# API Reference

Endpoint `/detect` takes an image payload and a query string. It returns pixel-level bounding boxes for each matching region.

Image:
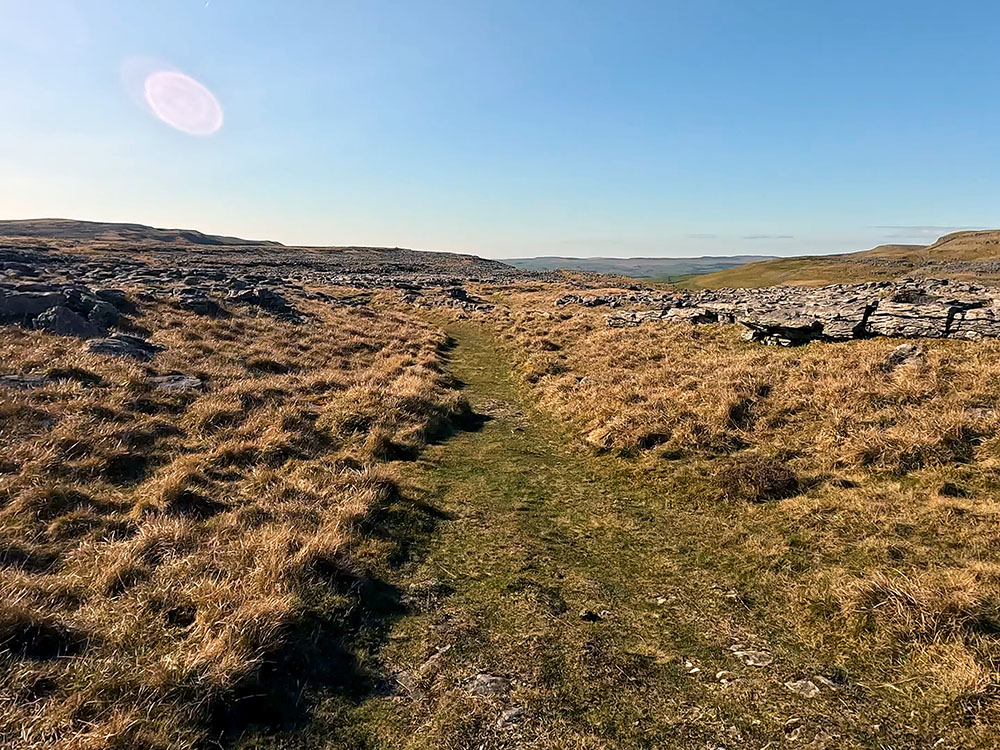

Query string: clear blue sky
[2,1,999,258]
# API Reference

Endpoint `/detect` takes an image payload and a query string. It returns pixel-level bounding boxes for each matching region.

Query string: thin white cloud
[872,224,986,239]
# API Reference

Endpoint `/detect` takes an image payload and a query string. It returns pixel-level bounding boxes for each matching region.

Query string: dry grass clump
[714,455,800,502]
[0,292,467,749]
[845,569,1000,644]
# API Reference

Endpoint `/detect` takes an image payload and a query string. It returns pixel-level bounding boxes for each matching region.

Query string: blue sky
[2,1,999,258]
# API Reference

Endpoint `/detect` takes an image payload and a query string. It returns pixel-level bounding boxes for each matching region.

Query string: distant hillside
[686,230,1000,289]
[0,218,283,247]
[0,217,529,282]
[507,255,776,280]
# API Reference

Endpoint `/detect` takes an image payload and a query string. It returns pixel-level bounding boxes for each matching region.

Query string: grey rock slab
[732,649,773,667]
[785,679,821,698]
[469,673,511,698]
[0,374,49,389]
[0,289,66,322]
[866,301,956,338]
[149,374,205,392]
[88,334,164,361]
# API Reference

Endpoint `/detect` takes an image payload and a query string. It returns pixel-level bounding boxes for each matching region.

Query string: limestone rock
[149,374,204,392]
[598,278,1000,345]
[469,673,510,697]
[33,306,100,338]
[784,679,821,698]
[88,334,164,361]
[732,649,773,667]
[0,289,66,323]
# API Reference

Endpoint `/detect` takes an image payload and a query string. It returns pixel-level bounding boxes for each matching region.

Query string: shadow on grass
[211,412,487,747]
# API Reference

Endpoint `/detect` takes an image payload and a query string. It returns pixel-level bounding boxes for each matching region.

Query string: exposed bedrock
[588,279,1000,345]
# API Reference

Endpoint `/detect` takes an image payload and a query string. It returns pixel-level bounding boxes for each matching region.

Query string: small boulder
[33,306,100,338]
[88,334,164,361]
[0,289,66,323]
[2,262,38,277]
[732,649,773,667]
[87,301,121,329]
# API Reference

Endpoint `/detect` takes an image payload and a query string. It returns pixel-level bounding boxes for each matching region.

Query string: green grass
[231,320,997,749]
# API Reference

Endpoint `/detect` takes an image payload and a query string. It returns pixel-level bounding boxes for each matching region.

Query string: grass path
[248,321,960,749]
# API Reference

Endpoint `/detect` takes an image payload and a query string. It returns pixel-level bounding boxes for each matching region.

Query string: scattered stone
[88,334,164,361]
[2,262,37,277]
[149,374,204,392]
[497,706,526,727]
[715,670,738,683]
[469,673,510,698]
[228,286,297,318]
[684,660,700,675]
[812,675,838,691]
[0,374,48,389]
[883,343,923,370]
[784,679,821,698]
[732,649,773,667]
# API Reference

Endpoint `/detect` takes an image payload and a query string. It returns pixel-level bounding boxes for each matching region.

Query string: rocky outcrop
[597,279,1000,345]
[0,282,129,339]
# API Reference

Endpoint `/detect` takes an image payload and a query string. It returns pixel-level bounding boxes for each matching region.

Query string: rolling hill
[0,218,284,247]
[686,230,1000,288]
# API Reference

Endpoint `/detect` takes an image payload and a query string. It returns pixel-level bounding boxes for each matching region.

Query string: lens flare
[143,71,223,136]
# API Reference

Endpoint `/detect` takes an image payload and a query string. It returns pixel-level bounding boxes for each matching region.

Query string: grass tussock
[845,569,1000,643]
[714,455,800,502]
[0,293,468,749]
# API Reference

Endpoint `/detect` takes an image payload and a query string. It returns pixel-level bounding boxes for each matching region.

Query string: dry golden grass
[490,287,1000,475]
[0,293,468,749]
[472,284,1000,729]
